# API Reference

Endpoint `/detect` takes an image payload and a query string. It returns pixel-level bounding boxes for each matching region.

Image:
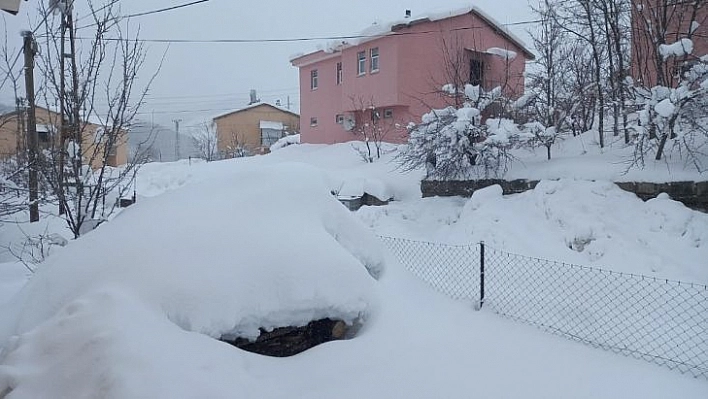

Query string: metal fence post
[478,241,485,310]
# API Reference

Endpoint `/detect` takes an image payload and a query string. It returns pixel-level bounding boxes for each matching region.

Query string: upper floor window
[383,108,393,119]
[357,51,366,75]
[310,69,318,90]
[370,47,379,72]
[469,59,484,87]
[336,62,343,85]
[310,117,318,127]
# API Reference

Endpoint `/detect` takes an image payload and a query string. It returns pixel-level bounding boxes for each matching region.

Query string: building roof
[212,102,300,121]
[290,6,535,66]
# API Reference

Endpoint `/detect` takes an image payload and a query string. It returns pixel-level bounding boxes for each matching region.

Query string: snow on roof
[212,102,299,121]
[485,47,518,60]
[259,120,284,130]
[292,6,534,63]
[36,124,55,133]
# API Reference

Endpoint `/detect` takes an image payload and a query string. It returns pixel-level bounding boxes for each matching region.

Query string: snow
[269,133,300,151]
[654,98,676,117]
[310,5,532,56]
[659,38,694,59]
[691,21,700,34]
[259,120,284,130]
[486,47,517,60]
[0,162,383,343]
[0,137,707,397]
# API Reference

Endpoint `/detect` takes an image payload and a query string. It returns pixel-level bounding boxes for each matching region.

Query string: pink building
[290,7,535,145]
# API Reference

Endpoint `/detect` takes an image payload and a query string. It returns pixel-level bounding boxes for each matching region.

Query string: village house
[631,0,707,88]
[290,7,535,145]
[0,105,128,169]
[212,102,300,157]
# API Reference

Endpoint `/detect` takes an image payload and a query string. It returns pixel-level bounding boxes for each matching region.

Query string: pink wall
[341,35,401,109]
[292,10,532,145]
[298,54,345,144]
[398,13,529,122]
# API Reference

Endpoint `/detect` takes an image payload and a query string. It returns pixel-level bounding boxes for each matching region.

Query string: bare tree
[348,95,401,163]
[191,121,218,162]
[221,129,250,159]
[33,0,161,238]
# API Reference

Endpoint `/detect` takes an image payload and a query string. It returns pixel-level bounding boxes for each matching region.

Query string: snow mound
[270,133,300,151]
[0,163,383,345]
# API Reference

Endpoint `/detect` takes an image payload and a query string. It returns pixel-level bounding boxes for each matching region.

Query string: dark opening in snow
[219,318,351,357]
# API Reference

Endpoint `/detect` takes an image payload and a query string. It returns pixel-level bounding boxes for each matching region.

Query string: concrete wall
[422,179,708,212]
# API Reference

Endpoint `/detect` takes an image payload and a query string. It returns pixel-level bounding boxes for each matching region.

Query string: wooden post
[22,30,39,222]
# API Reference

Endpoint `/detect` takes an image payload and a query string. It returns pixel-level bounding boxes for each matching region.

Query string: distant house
[290,6,535,145]
[631,0,707,87]
[212,102,300,157]
[0,106,128,168]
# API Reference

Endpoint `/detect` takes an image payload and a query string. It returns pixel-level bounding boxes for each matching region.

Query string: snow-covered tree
[633,56,708,168]
[399,84,530,179]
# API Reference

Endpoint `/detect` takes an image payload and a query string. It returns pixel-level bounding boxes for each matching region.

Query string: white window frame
[336,62,343,85]
[310,69,318,90]
[357,51,366,75]
[370,47,379,72]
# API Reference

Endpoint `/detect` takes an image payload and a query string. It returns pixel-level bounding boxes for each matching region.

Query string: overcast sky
[1,0,536,129]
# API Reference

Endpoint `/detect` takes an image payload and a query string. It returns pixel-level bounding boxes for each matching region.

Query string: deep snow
[0,135,706,398]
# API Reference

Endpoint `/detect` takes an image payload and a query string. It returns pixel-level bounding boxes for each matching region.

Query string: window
[469,59,484,86]
[383,108,393,119]
[310,69,318,90]
[370,47,379,72]
[336,62,343,85]
[336,114,344,124]
[261,129,283,147]
[37,131,51,143]
[357,51,366,75]
[310,117,318,127]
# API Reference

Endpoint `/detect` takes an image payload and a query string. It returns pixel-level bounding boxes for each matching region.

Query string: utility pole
[173,119,181,160]
[14,97,25,157]
[57,1,70,215]
[22,30,39,222]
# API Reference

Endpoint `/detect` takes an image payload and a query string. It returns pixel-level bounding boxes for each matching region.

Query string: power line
[59,19,547,45]
[0,9,54,93]
[143,87,300,100]
[2,0,211,93]
[75,0,211,30]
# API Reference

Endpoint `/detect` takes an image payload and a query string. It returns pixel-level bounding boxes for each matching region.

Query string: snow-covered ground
[0,136,706,398]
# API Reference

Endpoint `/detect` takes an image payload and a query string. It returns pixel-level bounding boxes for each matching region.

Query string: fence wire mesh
[379,236,708,379]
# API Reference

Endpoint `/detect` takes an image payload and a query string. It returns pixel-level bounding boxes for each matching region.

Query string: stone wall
[421,179,708,212]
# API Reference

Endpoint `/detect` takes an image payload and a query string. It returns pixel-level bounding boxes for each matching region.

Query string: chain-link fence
[379,236,708,379]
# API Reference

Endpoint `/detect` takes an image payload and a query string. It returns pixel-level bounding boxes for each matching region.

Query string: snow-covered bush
[632,57,708,169]
[399,85,529,180]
